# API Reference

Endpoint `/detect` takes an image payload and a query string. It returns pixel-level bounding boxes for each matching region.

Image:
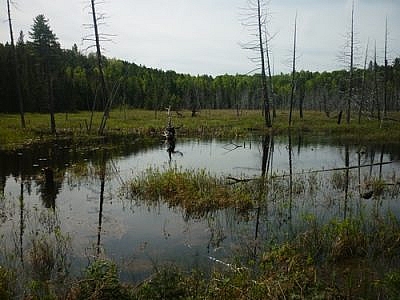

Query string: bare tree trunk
[374,43,381,122]
[89,0,109,135]
[383,17,388,117]
[257,0,271,128]
[347,1,355,124]
[7,0,25,129]
[289,13,297,126]
[359,41,369,124]
[264,27,276,119]
[47,72,56,134]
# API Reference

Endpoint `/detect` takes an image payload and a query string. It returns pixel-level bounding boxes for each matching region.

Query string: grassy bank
[1,109,399,149]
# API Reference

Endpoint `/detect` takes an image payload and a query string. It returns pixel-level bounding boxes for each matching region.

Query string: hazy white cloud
[1,0,398,76]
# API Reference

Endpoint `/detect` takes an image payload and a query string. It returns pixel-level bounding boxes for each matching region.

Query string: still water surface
[0,135,399,281]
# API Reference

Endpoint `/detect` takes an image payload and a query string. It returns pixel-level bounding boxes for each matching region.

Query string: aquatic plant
[68,259,132,300]
[127,166,254,218]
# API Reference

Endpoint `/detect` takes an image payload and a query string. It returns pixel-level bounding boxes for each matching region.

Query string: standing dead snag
[7,0,25,129]
[347,1,355,124]
[289,13,297,126]
[240,0,272,128]
[83,0,112,135]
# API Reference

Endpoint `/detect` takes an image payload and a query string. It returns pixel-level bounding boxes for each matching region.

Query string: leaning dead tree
[83,0,113,135]
[240,0,272,128]
[7,0,25,128]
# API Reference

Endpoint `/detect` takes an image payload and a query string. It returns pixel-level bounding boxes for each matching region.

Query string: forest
[1,14,399,119]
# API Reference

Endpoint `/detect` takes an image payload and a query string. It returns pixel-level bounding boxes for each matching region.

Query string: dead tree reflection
[344,144,350,219]
[18,152,25,264]
[254,133,274,257]
[96,150,107,257]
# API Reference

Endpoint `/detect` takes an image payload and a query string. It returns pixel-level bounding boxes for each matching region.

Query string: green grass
[127,166,254,218]
[1,109,400,149]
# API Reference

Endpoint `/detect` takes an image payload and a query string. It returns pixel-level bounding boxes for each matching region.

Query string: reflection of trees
[38,167,62,209]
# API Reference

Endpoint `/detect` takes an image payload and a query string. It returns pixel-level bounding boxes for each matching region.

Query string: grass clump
[127,167,254,218]
[68,259,132,300]
[0,266,15,300]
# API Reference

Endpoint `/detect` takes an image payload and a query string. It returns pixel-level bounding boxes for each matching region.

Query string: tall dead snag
[7,0,25,128]
[240,0,272,128]
[288,13,297,126]
[359,40,369,124]
[373,42,381,122]
[257,0,272,128]
[84,0,111,135]
[347,1,355,124]
[264,26,276,119]
[383,17,388,118]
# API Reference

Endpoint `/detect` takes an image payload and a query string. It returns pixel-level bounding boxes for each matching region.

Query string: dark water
[0,135,399,282]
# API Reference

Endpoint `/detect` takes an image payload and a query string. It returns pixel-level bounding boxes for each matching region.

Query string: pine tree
[29,14,60,133]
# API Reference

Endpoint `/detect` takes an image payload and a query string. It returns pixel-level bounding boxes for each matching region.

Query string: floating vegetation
[126,166,254,218]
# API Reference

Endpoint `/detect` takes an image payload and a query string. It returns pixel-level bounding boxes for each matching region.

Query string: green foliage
[2,26,400,117]
[383,271,400,298]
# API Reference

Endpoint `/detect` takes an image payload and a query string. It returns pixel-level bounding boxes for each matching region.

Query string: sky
[1,0,399,76]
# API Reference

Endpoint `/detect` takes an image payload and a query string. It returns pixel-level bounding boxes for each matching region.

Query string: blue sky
[1,0,399,76]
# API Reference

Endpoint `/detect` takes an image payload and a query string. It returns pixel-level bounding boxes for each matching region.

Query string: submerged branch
[228,161,396,183]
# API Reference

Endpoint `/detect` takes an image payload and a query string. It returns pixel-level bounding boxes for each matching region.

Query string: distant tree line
[1,18,399,118]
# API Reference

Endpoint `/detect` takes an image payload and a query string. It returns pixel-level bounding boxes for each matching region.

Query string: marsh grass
[127,166,254,218]
[1,109,400,149]
[0,266,15,300]
[129,215,400,299]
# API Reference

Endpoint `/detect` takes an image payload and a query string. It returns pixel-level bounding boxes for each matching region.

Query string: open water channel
[0,134,399,282]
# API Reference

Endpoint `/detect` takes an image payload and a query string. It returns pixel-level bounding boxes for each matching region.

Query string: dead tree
[7,0,25,128]
[240,0,272,128]
[347,1,355,124]
[264,25,276,119]
[373,42,381,122]
[83,0,112,135]
[383,17,388,118]
[289,13,297,126]
[359,40,369,124]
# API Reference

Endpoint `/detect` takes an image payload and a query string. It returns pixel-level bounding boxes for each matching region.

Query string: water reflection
[97,149,107,257]
[0,135,399,282]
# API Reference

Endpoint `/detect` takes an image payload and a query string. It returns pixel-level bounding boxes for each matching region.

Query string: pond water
[0,134,399,282]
